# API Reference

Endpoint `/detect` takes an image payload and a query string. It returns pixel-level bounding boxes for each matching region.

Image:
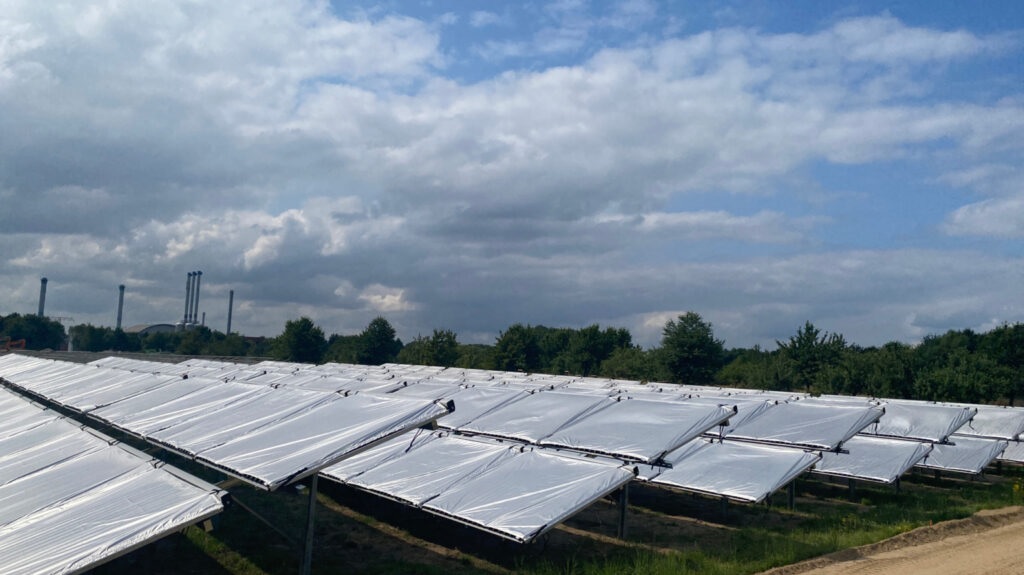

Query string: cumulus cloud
[0,3,1021,349]
[359,284,417,313]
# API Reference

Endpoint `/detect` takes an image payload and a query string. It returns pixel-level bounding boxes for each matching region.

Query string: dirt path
[761,506,1024,575]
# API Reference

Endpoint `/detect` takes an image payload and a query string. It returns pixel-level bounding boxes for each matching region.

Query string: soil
[759,506,1024,575]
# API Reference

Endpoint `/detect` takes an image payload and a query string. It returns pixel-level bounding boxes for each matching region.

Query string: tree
[981,323,1024,405]
[69,324,114,352]
[272,317,326,364]
[658,312,725,385]
[1,313,66,350]
[776,321,847,393]
[396,329,460,367]
[325,334,362,364]
[176,326,211,355]
[455,344,494,369]
[110,328,141,352]
[493,323,541,372]
[396,335,431,365]
[357,317,402,365]
[862,342,915,399]
[427,329,459,367]
[716,346,783,390]
[561,325,632,376]
[598,346,657,381]
[204,332,248,356]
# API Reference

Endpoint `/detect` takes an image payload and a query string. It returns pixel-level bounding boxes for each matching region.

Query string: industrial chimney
[182,272,193,327]
[192,271,202,325]
[226,289,234,334]
[116,284,125,330]
[37,277,48,316]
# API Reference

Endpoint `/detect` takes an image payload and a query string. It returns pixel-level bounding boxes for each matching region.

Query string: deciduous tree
[272,317,326,364]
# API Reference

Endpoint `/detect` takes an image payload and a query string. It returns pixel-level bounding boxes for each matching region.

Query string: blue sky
[1,1,1022,349]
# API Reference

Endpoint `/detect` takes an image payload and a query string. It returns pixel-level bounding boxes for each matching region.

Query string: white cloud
[469,11,500,28]
[637,210,824,242]
[830,15,1011,64]
[0,5,1021,350]
[943,197,1024,238]
[359,284,417,313]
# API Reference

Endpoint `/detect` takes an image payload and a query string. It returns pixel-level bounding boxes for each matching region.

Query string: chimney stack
[37,277,48,316]
[116,284,125,330]
[183,272,194,325]
[192,271,202,325]
[226,289,234,334]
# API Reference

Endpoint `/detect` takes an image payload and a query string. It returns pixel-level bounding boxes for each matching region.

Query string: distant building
[124,324,177,336]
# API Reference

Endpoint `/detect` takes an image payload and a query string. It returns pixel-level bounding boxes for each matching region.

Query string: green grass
[516,468,1024,575]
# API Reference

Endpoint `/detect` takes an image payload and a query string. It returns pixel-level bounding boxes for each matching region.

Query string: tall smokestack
[183,272,193,324]
[116,284,125,330]
[37,277,48,316]
[192,271,202,324]
[226,289,234,334]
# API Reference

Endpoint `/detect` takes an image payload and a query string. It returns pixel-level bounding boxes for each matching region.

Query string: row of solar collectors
[77,357,1024,474]
[0,356,651,545]
[0,385,225,575]
[67,356,1024,482]
[82,355,886,457]
[0,354,452,490]
[0,355,850,544]
[88,355,797,397]
[247,358,1024,475]
[5,354,1024,545]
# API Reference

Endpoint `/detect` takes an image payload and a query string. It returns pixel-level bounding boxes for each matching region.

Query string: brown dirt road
[760,506,1024,575]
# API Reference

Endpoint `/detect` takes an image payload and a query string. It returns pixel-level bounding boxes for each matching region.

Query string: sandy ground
[761,506,1024,575]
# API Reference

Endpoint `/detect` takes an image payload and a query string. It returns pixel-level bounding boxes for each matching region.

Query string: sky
[1,1,1022,350]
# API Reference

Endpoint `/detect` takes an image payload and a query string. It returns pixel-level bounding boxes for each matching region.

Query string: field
[91,460,1024,575]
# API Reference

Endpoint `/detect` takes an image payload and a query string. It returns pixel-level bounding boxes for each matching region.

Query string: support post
[787,481,796,511]
[848,478,856,500]
[895,477,901,493]
[616,484,629,539]
[300,475,318,575]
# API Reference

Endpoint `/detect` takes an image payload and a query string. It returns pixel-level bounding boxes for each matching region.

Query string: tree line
[4,311,1022,405]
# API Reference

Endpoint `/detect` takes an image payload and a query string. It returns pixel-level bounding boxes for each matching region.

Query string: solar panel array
[647,439,821,503]
[0,384,225,575]
[0,354,452,490]
[3,352,1024,552]
[804,397,1022,482]
[814,435,933,484]
[324,433,635,542]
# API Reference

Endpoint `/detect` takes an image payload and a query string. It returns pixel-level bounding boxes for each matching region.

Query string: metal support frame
[787,480,795,510]
[300,475,318,575]
[233,495,300,548]
[616,483,629,539]
[848,477,856,500]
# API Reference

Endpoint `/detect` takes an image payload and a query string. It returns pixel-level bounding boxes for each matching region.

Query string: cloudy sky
[2,1,1022,349]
